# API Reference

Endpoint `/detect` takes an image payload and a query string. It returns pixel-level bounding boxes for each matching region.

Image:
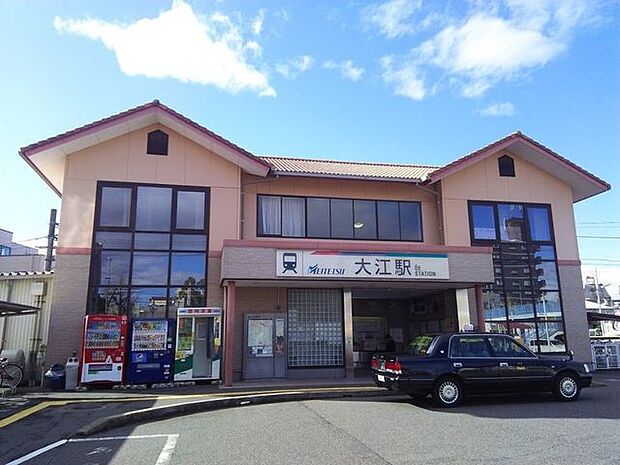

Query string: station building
[20,101,610,385]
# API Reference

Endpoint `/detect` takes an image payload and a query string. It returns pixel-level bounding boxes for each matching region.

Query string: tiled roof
[260,156,439,182]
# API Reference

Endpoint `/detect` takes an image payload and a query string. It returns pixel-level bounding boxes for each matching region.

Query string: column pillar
[224,281,236,386]
[343,288,354,378]
[474,284,485,331]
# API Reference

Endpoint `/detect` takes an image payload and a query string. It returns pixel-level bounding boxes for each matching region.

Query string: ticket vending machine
[174,307,222,381]
[81,314,128,384]
[127,319,175,385]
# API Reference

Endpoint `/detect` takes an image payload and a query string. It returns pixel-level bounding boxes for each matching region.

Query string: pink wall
[440,150,580,260]
[59,124,241,252]
[242,174,441,245]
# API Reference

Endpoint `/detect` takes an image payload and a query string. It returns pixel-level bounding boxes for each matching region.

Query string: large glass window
[282,197,305,237]
[330,199,353,239]
[99,187,132,228]
[88,182,209,318]
[257,195,281,236]
[306,198,330,238]
[470,204,496,240]
[470,201,566,354]
[176,191,205,230]
[258,195,422,242]
[288,289,343,367]
[354,200,377,240]
[136,186,172,231]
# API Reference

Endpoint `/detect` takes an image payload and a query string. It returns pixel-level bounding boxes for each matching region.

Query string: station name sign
[276,250,449,280]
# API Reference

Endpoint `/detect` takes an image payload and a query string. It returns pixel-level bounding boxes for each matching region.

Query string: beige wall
[242,174,441,245]
[440,150,580,260]
[59,123,241,252]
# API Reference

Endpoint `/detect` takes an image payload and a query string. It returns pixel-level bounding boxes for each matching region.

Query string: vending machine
[174,307,222,381]
[127,319,175,384]
[81,314,128,384]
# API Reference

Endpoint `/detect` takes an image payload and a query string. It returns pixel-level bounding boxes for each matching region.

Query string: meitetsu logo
[308,264,345,275]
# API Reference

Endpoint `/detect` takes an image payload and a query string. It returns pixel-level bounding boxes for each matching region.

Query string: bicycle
[0,357,23,389]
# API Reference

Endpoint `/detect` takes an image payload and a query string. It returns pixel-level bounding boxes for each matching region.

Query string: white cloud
[323,60,365,82]
[251,9,265,35]
[479,102,515,117]
[376,0,602,100]
[380,56,427,100]
[362,0,422,38]
[275,55,314,80]
[54,0,276,97]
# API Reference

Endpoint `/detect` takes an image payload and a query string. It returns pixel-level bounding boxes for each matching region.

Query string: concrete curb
[74,389,394,437]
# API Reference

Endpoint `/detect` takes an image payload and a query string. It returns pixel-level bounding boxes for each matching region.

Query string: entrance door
[193,317,212,378]
[244,314,286,380]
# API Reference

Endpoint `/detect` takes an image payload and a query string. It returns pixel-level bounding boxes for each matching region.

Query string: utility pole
[45,209,58,272]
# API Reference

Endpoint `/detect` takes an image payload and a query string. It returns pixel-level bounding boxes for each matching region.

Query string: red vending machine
[81,314,128,384]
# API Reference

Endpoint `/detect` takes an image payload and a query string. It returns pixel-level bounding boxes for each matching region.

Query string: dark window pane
[450,336,491,357]
[498,204,525,242]
[535,291,562,318]
[307,198,330,238]
[100,187,131,227]
[330,199,353,239]
[506,291,535,320]
[94,232,132,249]
[147,130,169,156]
[134,233,170,250]
[377,201,400,240]
[536,321,566,353]
[471,204,496,240]
[172,234,207,251]
[399,202,422,241]
[130,287,168,318]
[498,155,515,177]
[136,186,172,231]
[177,191,205,230]
[527,207,551,242]
[257,195,281,235]
[530,245,555,261]
[354,200,377,240]
[483,290,506,321]
[168,287,206,314]
[89,287,128,315]
[131,252,169,285]
[487,336,532,357]
[282,197,305,237]
[93,251,130,286]
[532,261,559,290]
[170,253,206,286]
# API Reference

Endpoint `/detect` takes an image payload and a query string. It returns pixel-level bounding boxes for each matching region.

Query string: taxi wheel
[553,373,581,401]
[432,376,463,408]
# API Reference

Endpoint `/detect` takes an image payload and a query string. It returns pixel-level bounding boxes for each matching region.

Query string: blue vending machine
[127,319,175,384]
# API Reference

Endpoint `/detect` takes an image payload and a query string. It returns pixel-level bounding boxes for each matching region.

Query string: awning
[0,300,39,317]
[587,311,620,323]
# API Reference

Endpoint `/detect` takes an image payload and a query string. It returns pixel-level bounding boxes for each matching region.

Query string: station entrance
[351,288,460,374]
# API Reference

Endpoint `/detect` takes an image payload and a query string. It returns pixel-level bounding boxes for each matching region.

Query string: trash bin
[65,356,79,390]
[45,364,66,391]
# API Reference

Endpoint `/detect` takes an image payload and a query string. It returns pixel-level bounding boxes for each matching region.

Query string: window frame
[89,181,210,318]
[256,193,424,242]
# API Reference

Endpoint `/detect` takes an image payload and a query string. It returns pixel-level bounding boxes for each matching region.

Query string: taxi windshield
[409,335,436,356]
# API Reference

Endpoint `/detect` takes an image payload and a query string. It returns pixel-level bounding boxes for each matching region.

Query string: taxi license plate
[377,374,385,382]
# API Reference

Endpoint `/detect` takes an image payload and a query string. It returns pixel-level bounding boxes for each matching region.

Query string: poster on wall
[248,319,273,357]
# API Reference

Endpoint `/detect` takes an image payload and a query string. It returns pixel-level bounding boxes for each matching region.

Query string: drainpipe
[414,182,444,245]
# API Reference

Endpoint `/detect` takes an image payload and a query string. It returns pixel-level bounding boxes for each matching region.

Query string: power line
[577,235,620,239]
[12,235,48,243]
[577,221,620,225]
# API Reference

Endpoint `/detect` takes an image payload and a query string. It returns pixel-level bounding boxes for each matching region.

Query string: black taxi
[371,333,593,407]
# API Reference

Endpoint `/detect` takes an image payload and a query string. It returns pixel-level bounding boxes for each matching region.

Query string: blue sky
[1,0,619,285]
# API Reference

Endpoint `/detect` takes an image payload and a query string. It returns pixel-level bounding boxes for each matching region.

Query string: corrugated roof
[0,271,54,278]
[260,156,438,182]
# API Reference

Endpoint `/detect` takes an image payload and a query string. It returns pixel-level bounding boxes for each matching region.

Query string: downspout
[414,181,444,245]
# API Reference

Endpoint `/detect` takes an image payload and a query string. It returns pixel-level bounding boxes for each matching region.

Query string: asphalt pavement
[4,371,619,465]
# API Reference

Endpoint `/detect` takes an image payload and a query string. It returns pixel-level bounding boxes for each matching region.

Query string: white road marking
[5,440,68,465]
[8,434,179,465]
[155,435,179,465]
